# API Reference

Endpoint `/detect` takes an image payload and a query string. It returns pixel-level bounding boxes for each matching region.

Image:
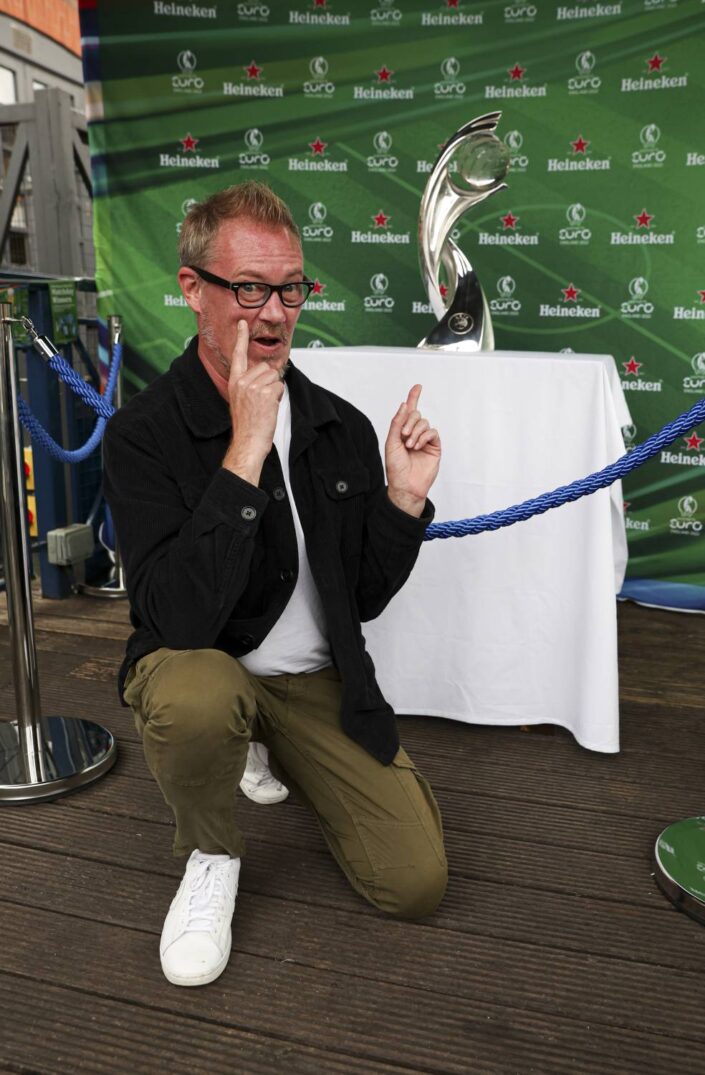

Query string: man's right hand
[222,319,285,487]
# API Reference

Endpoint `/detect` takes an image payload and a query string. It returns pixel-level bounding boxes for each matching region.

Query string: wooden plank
[0,901,702,1075]
[0,973,424,1075]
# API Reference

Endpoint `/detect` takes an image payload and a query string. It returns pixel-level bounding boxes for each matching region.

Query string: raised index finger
[229,319,250,383]
[406,383,423,411]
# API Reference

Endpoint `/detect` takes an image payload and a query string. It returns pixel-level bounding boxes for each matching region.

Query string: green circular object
[654,817,705,923]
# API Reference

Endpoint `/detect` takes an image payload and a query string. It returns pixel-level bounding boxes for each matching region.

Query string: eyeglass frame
[188,265,315,308]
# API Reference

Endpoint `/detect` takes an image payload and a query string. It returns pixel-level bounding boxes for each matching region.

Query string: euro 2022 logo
[364,272,395,312]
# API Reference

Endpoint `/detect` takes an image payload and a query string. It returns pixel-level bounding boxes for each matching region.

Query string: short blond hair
[178,181,300,267]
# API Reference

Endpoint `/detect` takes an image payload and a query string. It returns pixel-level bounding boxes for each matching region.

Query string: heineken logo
[477,210,539,247]
[622,50,688,92]
[485,62,547,99]
[159,134,219,169]
[422,0,484,26]
[548,134,610,172]
[620,353,662,390]
[539,282,601,319]
[289,0,351,25]
[611,207,674,246]
[351,209,410,245]
[289,137,348,172]
[673,289,705,322]
[224,58,283,97]
[306,277,346,312]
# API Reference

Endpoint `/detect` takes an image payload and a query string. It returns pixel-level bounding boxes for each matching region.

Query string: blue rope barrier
[18,342,121,464]
[424,393,705,540]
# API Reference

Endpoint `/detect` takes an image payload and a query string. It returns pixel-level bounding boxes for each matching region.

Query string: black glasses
[189,266,314,308]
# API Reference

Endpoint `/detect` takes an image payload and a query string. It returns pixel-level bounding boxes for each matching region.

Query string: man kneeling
[103,181,447,987]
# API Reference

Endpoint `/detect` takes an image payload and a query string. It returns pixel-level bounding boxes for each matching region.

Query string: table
[292,346,631,753]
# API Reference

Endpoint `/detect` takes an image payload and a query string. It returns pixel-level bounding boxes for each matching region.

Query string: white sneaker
[239,741,289,805]
[160,850,240,987]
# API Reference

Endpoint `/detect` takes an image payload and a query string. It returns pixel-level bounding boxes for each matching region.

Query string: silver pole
[0,307,117,803]
[0,306,45,783]
[77,314,127,599]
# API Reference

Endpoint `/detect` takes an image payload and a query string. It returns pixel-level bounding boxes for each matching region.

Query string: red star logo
[623,357,642,376]
[623,501,631,513]
[245,61,261,80]
[635,208,654,228]
[508,64,525,81]
[376,66,393,82]
[685,431,704,450]
[314,0,326,7]
[439,283,449,299]
[447,0,459,6]
[562,283,580,302]
[372,210,390,228]
[647,53,665,71]
[309,137,327,156]
[698,290,705,304]
[180,133,198,152]
[311,278,326,295]
[571,135,589,154]
[501,212,518,230]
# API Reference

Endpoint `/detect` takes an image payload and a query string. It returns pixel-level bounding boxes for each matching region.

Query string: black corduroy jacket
[102,339,434,764]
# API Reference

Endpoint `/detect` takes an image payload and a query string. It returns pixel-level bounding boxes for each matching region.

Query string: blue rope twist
[425,393,705,540]
[18,343,121,463]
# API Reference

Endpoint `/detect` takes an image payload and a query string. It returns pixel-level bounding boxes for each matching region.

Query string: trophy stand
[418,112,510,352]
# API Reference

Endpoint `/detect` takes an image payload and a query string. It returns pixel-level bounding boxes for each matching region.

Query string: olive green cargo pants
[124,648,447,918]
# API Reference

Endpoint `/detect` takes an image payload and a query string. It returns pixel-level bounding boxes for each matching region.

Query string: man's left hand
[384,385,441,518]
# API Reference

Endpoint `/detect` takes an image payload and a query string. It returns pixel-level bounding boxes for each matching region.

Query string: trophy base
[653,817,705,925]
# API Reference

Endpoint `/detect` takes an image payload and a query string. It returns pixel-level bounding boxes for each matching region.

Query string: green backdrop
[79,0,705,609]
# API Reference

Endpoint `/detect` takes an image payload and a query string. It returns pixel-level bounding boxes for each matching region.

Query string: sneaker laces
[184,857,232,934]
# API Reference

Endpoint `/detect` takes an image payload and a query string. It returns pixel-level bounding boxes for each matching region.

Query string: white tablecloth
[292,346,631,753]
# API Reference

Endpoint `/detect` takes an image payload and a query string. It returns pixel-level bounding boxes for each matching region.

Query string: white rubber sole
[239,782,290,805]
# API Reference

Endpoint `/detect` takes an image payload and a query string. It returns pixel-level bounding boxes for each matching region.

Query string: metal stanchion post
[78,314,127,599]
[0,306,117,803]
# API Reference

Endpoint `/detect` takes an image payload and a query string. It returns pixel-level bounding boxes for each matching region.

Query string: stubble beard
[200,311,291,374]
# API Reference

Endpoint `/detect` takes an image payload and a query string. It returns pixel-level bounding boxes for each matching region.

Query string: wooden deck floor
[0,591,704,1074]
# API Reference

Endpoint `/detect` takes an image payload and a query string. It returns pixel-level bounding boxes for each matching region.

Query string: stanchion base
[0,716,117,803]
[76,580,128,600]
[654,817,705,925]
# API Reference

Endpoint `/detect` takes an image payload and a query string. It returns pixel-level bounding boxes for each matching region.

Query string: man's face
[179,218,304,375]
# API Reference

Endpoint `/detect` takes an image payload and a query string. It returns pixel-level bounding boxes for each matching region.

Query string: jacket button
[280,568,294,583]
[272,486,286,501]
[241,506,257,521]
[335,480,348,494]
[238,633,254,647]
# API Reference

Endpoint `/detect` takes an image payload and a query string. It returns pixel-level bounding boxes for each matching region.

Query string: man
[103,180,447,989]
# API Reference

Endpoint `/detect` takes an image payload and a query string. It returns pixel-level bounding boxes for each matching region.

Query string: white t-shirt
[238,384,332,676]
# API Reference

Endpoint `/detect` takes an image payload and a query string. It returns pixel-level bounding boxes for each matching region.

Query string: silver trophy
[418,112,509,352]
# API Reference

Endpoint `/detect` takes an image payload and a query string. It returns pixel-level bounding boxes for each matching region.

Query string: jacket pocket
[316,465,370,501]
